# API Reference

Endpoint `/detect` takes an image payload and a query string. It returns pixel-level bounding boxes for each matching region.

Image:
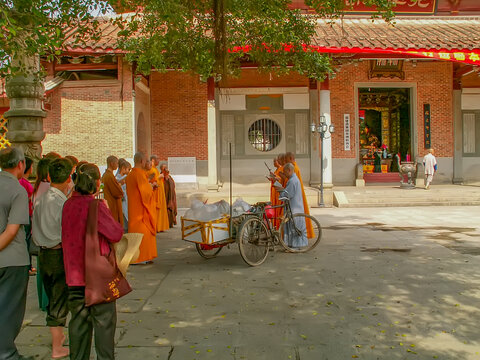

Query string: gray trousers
[67,287,117,360]
[0,266,29,360]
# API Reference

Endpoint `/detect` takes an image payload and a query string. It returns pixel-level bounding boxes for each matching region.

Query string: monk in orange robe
[161,164,177,228]
[269,156,282,229]
[146,155,169,232]
[102,155,124,227]
[126,152,157,263]
[285,152,315,238]
[271,153,289,227]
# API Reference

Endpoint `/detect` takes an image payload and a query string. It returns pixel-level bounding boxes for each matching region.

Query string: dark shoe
[18,355,35,360]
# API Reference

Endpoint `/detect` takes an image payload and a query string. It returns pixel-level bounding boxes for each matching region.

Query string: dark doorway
[358,87,411,177]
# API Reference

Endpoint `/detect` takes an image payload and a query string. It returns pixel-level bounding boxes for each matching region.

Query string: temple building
[1,0,480,189]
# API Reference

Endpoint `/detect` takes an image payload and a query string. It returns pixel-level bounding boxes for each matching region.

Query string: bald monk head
[283,162,295,179]
[273,157,279,169]
[134,152,147,169]
[106,155,118,171]
[150,155,160,167]
[277,153,285,166]
[285,152,295,164]
[144,159,152,171]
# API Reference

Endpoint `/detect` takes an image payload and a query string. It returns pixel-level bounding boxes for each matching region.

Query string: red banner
[344,0,436,14]
[229,44,480,66]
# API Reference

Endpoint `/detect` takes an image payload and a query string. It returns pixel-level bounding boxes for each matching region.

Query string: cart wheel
[195,243,223,259]
[279,213,322,253]
[237,217,269,266]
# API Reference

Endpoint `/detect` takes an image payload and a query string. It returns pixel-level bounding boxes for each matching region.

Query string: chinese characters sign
[344,114,351,151]
[423,104,431,149]
[344,0,436,14]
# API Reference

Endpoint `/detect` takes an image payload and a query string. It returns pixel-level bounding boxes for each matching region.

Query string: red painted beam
[54,63,118,71]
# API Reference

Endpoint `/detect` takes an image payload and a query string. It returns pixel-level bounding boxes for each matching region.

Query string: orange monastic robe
[126,167,157,263]
[270,167,283,229]
[292,161,315,238]
[101,169,124,227]
[147,167,169,232]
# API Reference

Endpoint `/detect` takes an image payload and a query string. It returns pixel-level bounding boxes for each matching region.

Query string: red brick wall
[42,60,134,164]
[150,71,208,160]
[330,60,454,159]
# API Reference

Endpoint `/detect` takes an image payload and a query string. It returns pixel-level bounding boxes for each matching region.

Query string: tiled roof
[313,17,480,51]
[63,17,126,54]
[50,16,480,54]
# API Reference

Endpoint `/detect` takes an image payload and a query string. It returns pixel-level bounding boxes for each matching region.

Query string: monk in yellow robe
[102,155,124,227]
[285,152,315,238]
[126,152,157,263]
[146,155,169,232]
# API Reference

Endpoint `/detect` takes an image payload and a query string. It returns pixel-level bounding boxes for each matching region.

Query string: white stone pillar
[453,88,463,184]
[309,82,320,186]
[207,99,219,190]
[319,79,333,185]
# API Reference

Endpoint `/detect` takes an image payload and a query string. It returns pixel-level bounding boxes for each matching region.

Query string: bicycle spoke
[278,213,322,253]
[238,217,269,266]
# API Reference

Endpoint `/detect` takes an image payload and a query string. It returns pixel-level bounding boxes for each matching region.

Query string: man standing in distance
[0,147,34,360]
[126,152,157,263]
[423,148,437,190]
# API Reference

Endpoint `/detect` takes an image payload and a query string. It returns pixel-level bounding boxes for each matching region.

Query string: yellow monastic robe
[292,161,315,238]
[126,168,157,263]
[147,167,169,232]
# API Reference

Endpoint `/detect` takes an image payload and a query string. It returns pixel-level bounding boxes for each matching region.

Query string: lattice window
[295,113,308,155]
[221,114,235,156]
[463,113,476,154]
[0,115,11,150]
[248,118,281,152]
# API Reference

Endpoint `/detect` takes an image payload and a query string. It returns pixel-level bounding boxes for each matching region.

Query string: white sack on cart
[185,200,224,222]
[213,200,230,215]
[232,198,251,217]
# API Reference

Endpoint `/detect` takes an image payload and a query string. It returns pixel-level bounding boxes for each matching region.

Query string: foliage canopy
[1,0,395,80]
[0,0,112,77]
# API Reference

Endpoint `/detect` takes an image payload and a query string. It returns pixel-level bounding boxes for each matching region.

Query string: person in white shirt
[423,148,437,190]
[32,158,73,359]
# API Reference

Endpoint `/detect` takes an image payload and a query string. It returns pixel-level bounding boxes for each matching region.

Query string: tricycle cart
[181,214,247,259]
[181,200,322,267]
[180,143,322,266]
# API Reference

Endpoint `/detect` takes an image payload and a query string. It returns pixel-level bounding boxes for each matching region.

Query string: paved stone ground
[17,206,480,360]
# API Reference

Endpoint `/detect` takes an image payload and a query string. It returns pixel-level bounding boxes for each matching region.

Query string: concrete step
[337,200,480,208]
[333,185,480,208]
[364,172,404,183]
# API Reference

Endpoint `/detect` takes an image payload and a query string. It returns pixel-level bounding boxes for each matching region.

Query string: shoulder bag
[85,199,132,306]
